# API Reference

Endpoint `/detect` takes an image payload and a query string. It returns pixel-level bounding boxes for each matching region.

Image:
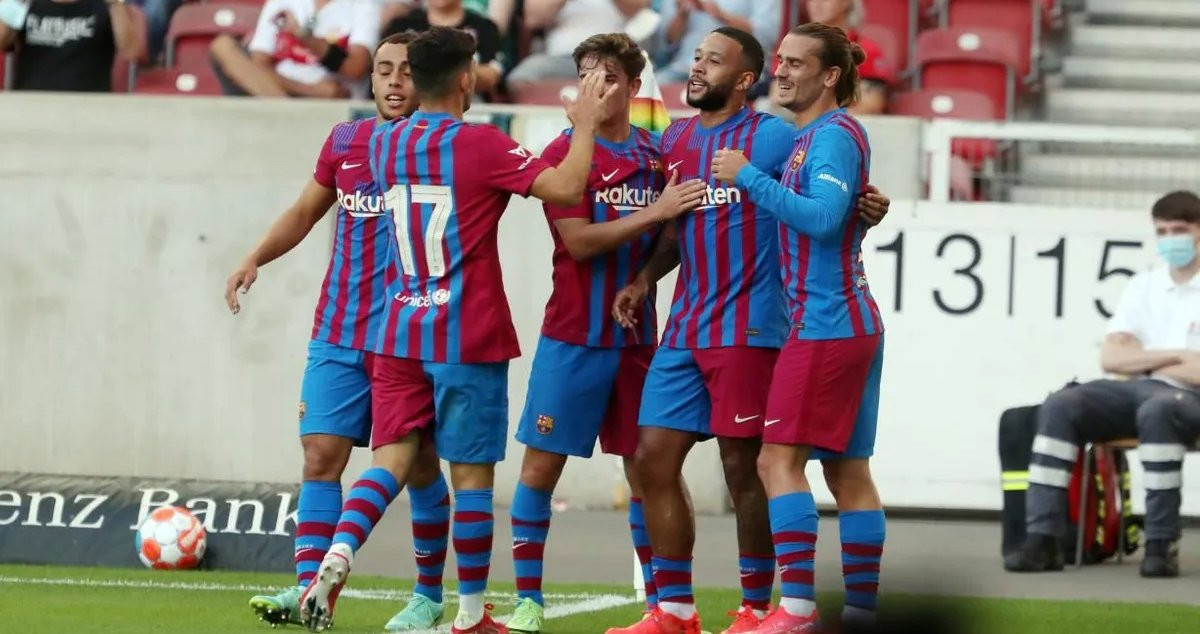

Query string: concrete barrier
[22,93,1194,519]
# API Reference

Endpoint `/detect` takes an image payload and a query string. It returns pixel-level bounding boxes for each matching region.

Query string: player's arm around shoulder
[753,114,802,175]
[555,171,708,261]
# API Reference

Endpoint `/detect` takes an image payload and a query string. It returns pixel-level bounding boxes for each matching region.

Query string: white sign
[853,202,1200,515]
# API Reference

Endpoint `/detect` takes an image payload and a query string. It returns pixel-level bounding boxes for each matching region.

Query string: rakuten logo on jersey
[394,289,452,308]
[595,184,660,211]
[337,188,386,218]
[695,185,742,210]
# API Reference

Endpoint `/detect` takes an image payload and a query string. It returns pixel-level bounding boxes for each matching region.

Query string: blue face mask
[1157,235,1197,268]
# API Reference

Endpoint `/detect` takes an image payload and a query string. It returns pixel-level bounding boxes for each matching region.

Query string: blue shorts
[516,336,652,458]
[371,355,508,464]
[638,346,778,439]
[299,340,374,446]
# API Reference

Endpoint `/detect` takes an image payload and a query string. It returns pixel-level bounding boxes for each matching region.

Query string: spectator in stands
[1005,191,1200,579]
[506,0,649,87]
[653,0,781,84]
[128,0,180,63]
[804,0,891,115]
[382,0,503,94]
[0,0,140,91]
[208,0,380,99]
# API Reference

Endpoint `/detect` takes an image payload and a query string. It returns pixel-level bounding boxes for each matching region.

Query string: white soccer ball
[135,506,207,570]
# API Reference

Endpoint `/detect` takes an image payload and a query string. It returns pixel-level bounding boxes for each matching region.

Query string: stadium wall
[2,93,1195,517]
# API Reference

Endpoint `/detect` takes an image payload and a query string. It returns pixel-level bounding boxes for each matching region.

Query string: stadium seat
[134,66,224,96]
[659,82,693,112]
[889,88,997,120]
[862,0,919,72]
[507,80,575,106]
[889,88,999,168]
[166,3,260,69]
[939,0,1043,84]
[914,27,1023,119]
[859,23,901,83]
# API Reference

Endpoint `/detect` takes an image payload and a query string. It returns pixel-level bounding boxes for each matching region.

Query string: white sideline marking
[0,575,637,625]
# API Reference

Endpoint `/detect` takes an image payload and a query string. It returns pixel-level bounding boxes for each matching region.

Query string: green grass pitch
[1,564,1197,633]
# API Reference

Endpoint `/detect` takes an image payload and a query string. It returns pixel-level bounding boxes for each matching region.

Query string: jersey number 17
[385,184,454,278]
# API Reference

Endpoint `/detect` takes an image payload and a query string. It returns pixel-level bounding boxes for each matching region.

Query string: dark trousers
[1026,379,1200,541]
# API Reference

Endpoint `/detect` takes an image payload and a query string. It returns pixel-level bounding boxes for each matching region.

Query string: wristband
[0,0,29,30]
[319,43,347,72]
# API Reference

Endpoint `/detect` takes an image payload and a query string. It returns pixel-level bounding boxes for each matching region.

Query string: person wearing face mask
[1005,190,1200,579]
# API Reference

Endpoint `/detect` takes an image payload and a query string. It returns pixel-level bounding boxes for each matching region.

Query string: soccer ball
[135,506,207,570]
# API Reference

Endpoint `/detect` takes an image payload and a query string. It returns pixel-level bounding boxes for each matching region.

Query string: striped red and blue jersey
[659,107,796,350]
[310,117,396,351]
[735,108,883,340]
[539,126,664,348]
[369,111,552,363]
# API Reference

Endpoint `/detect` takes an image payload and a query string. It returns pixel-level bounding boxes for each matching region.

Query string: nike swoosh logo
[341,162,361,169]
[764,419,781,427]
[733,414,759,424]
[602,168,620,181]
[668,160,684,171]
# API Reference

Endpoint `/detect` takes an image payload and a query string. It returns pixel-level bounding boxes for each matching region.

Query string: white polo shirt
[248,0,380,98]
[1107,266,1200,387]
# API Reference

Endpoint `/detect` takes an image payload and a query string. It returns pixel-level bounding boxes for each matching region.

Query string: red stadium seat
[134,66,225,95]
[889,88,996,120]
[914,27,1022,119]
[166,3,260,69]
[862,0,919,72]
[659,82,695,113]
[507,80,576,106]
[858,23,900,83]
[889,88,999,167]
[940,0,1042,83]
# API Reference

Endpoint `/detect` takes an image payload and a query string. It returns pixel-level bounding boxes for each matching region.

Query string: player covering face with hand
[711,23,886,633]
[504,33,709,634]
[298,26,621,634]
[225,34,454,632]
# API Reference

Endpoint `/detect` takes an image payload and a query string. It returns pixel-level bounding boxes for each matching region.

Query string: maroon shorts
[763,334,882,452]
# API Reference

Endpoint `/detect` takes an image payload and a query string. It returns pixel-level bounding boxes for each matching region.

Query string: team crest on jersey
[536,415,555,435]
[790,150,807,172]
[649,158,663,172]
[298,401,306,421]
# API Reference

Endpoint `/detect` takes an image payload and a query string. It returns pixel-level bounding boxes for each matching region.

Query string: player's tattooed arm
[224,180,336,314]
[555,172,706,261]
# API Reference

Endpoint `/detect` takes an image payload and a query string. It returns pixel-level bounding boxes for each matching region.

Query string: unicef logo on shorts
[395,289,453,308]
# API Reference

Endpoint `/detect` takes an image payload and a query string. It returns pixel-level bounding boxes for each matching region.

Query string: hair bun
[849,42,867,66]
